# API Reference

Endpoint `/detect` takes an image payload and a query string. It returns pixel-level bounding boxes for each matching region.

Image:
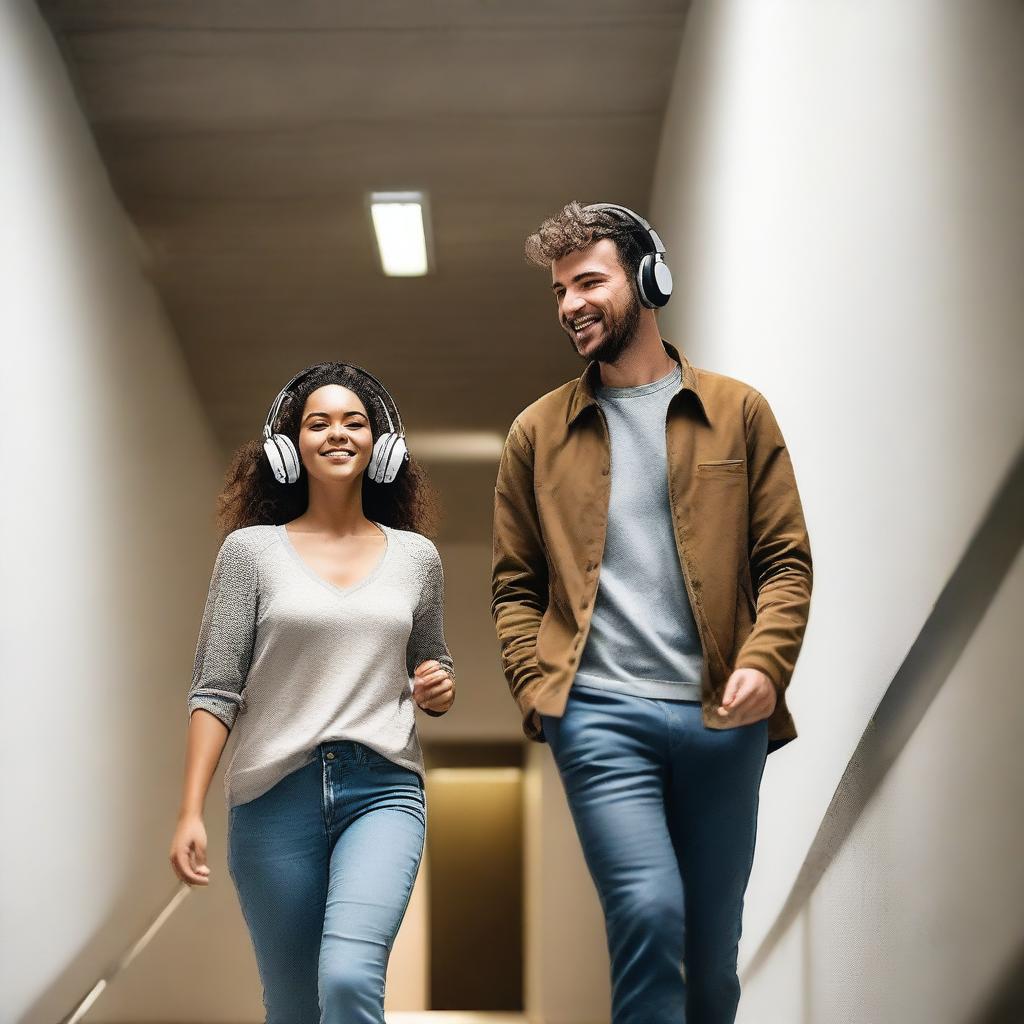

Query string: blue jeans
[541,685,768,1024]
[227,740,426,1024]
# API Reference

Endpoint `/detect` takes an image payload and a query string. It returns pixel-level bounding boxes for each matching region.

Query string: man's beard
[566,290,642,365]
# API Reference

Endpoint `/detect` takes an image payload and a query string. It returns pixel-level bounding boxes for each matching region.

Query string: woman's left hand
[413,660,455,714]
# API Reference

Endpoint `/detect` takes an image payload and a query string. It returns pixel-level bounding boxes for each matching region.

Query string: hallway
[3,2,1023,1023]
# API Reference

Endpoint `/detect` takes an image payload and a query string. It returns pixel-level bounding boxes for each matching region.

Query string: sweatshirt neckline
[596,364,681,401]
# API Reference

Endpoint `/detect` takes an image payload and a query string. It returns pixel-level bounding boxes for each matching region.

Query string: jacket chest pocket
[697,459,745,475]
[687,459,749,568]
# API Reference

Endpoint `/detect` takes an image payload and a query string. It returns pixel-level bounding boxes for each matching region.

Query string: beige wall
[387,849,430,1011]
[418,541,527,744]
[649,2,1024,1021]
[524,745,610,1024]
[426,769,524,1010]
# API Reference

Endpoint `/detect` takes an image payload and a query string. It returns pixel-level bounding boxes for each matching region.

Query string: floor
[387,1015,530,1024]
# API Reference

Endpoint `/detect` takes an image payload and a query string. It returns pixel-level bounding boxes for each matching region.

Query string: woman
[169,361,455,1023]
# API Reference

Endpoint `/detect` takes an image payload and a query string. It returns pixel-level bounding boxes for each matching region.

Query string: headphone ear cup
[263,436,285,483]
[279,435,301,483]
[384,435,409,483]
[653,258,673,305]
[637,254,673,309]
[263,434,301,484]
[369,433,409,484]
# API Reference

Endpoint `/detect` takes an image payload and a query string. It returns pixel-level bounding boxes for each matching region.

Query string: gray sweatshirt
[575,365,704,701]
[187,523,453,807]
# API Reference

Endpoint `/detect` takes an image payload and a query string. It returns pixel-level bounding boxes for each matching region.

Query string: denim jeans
[541,684,769,1024]
[227,740,426,1024]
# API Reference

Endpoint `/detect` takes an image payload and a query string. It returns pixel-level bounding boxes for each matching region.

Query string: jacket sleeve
[491,419,549,715]
[734,393,813,694]
[186,531,258,730]
[406,541,455,718]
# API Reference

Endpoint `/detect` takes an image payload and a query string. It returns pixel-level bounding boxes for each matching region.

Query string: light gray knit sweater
[186,523,453,808]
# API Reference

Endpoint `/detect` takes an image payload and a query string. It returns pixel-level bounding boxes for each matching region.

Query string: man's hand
[413,660,455,714]
[716,667,776,727]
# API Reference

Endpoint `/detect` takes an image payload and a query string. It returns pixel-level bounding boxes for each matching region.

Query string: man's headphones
[583,203,674,309]
[262,362,409,486]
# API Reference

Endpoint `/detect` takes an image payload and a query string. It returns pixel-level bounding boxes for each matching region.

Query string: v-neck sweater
[186,523,454,808]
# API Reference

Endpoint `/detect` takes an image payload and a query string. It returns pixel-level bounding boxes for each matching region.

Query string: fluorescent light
[369,191,431,276]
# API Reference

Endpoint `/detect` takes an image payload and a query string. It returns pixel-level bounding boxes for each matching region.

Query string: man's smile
[569,313,601,339]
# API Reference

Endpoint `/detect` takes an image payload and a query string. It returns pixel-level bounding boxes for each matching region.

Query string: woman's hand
[413,659,455,714]
[169,813,211,886]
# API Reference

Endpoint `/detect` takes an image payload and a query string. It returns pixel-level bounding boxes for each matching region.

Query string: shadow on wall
[970,930,1024,1024]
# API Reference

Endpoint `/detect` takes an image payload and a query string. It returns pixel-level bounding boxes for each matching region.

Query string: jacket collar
[566,340,710,427]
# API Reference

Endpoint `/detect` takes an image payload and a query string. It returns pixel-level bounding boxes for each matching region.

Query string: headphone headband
[263,361,403,440]
[583,202,667,256]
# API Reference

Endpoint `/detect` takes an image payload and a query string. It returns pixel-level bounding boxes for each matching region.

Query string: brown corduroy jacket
[490,343,813,753]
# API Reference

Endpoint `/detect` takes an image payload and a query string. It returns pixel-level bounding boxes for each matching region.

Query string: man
[490,201,812,1023]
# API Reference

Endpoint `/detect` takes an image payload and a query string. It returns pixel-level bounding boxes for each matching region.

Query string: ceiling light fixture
[368,191,432,277]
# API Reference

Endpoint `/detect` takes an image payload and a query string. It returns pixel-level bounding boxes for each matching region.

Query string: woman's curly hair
[216,362,439,541]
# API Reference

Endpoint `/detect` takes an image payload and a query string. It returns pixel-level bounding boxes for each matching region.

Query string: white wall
[650,1,1024,1020]
[0,2,239,1021]
[742,550,1024,1023]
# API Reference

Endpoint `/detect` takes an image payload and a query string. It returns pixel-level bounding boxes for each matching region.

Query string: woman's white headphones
[583,202,674,309]
[262,362,409,486]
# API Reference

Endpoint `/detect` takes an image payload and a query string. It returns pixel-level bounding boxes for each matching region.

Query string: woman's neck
[293,481,375,537]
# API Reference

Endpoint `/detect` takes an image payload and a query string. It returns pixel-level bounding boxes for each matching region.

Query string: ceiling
[40,0,690,539]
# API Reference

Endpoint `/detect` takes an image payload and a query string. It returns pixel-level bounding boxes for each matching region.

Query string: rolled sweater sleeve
[406,540,455,717]
[186,531,258,730]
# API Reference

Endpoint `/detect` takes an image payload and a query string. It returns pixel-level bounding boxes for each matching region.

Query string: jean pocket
[362,746,415,776]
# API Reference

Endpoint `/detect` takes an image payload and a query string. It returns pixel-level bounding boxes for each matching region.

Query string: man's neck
[597,320,677,389]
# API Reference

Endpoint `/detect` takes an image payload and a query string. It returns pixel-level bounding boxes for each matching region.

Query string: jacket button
[325,752,335,761]
[580,599,589,610]
[602,466,610,476]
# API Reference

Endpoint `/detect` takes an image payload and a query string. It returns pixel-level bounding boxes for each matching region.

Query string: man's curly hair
[524,201,646,277]
[216,362,439,541]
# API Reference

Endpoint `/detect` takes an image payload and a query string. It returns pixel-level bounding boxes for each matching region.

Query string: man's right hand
[716,667,776,727]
